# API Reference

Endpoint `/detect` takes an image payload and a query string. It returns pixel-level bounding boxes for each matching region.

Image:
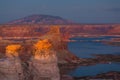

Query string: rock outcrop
[41,26,79,63]
[0,44,23,80]
[6,45,21,58]
[30,39,60,80]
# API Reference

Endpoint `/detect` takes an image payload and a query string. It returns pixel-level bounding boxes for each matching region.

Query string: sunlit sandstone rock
[0,44,23,80]
[6,44,21,58]
[34,39,52,51]
[30,39,60,80]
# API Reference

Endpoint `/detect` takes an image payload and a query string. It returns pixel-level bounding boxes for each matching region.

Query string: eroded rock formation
[30,39,60,80]
[0,44,23,80]
[41,26,79,63]
[6,45,21,58]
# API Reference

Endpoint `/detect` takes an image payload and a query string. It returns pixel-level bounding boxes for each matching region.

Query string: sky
[0,0,120,24]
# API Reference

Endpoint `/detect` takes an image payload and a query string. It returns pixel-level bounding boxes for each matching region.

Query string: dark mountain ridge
[7,14,74,24]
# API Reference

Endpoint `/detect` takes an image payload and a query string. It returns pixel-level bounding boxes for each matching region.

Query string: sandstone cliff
[40,26,80,63]
[30,39,60,80]
[0,24,120,38]
[0,44,23,80]
[107,25,120,35]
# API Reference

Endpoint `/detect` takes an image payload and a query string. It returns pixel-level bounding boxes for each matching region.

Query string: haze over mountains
[7,14,74,24]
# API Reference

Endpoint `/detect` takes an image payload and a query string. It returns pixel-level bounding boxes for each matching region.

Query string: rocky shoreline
[60,54,120,80]
[61,71,120,80]
[73,71,120,80]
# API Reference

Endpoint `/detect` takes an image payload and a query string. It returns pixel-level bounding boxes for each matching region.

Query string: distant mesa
[7,14,74,24]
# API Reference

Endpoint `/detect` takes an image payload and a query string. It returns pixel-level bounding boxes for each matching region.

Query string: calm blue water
[68,36,120,58]
[68,36,120,77]
[69,63,120,77]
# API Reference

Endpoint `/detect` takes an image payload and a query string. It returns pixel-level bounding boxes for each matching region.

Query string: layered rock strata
[30,39,60,80]
[0,45,23,80]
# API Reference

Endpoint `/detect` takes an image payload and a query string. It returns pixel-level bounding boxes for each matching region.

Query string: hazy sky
[0,0,120,24]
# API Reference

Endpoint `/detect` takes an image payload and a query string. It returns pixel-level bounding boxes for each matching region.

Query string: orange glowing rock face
[34,39,53,60]
[34,39,52,51]
[6,44,21,57]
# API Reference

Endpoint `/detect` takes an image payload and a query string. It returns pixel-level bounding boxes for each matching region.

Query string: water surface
[68,36,120,58]
[68,36,120,77]
[69,63,120,77]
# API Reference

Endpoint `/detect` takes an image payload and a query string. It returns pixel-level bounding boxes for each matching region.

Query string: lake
[69,63,120,77]
[68,36,120,58]
[68,36,120,77]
